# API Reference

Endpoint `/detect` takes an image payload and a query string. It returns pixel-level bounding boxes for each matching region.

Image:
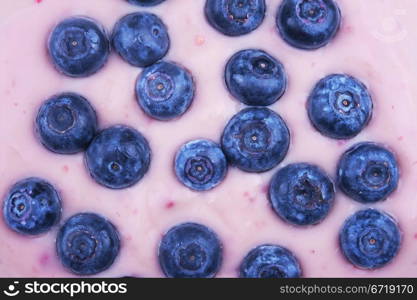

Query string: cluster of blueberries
[2,0,402,278]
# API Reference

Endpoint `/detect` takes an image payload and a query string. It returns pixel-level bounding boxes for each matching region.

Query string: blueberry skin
[175,139,228,191]
[126,0,166,6]
[56,213,120,275]
[269,163,335,226]
[225,49,287,106]
[337,142,399,204]
[276,0,341,50]
[85,125,151,189]
[240,244,302,278]
[35,93,98,154]
[136,61,195,120]
[221,107,290,173]
[158,222,223,278]
[112,12,170,68]
[339,209,401,269]
[48,17,110,77]
[307,74,373,139]
[205,0,266,37]
[3,178,61,235]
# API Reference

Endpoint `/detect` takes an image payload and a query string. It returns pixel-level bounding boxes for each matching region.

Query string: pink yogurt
[0,0,417,277]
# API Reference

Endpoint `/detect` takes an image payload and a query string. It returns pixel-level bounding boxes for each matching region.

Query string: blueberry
[225,49,287,106]
[269,163,335,226]
[48,17,110,77]
[158,222,223,278]
[276,0,341,50]
[126,0,166,6]
[85,125,151,189]
[205,0,266,36]
[221,107,290,173]
[240,244,302,278]
[175,139,227,191]
[136,61,195,120]
[3,178,61,235]
[307,74,373,139]
[339,209,401,269]
[35,92,97,154]
[337,142,399,204]
[112,12,170,67]
[56,213,120,275]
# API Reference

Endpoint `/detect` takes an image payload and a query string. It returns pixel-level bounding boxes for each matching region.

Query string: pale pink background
[0,0,417,277]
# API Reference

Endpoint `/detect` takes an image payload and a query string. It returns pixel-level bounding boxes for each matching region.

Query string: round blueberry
[205,0,266,36]
[56,213,120,275]
[126,0,166,6]
[221,107,290,173]
[276,0,341,50]
[35,92,98,154]
[339,209,401,269]
[48,16,110,77]
[240,244,302,278]
[269,163,335,226]
[158,222,223,278]
[225,49,287,106]
[112,12,170,67]
[3,178,61,235]
[337,142,399,204]
[85,125,151,189]
[175,139,228,191]
[136,61,195,120]
[307,74,373,139]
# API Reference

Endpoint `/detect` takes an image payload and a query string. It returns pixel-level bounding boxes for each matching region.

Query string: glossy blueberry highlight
[56,213,120,275]
[339,209,401,269]
[36,92,97,154]
[240,244,302,278]
[276,0,341,50]
[221,107,290,173]
[269,163,335,226]
[85,125,151,189]
[136,61,195,120]
[225,49,287,106]
[307,74,373,139]
[337,142,399,204]
[112,12,170,67]
[48,17,110,77]
[3,178,61,235]
[175,139,227,191]
[159,223,223,278]
[205,0,266,36]
[127,0,166,6]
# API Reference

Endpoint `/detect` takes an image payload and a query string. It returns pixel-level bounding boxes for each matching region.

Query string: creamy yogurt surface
[0,0,417,277]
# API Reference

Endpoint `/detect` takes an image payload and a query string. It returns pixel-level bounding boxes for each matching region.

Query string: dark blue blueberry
[158,222,223,278]
[175,139,228,191]
[307,74,373,139]
[56,213,120,275]
[221,107,290,173]
[112,12,170,67]
[339,209,401,269]
[205,0,266,36]
[276,0,341,50]
[35,92,97,154]
[240,244,302,278]
[136,61,195,120]
[85,125,151,189]
[2,178,61,235]
[48,17,110,77]
[225,49,287,106]
[337,142,399,203]
[126,0,166,6]
[269,163,335,226]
